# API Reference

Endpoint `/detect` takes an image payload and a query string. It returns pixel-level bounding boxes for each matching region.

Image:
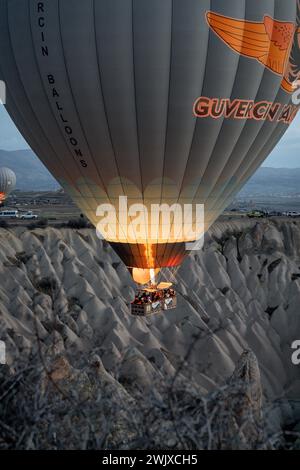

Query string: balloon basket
[131,282,177,316]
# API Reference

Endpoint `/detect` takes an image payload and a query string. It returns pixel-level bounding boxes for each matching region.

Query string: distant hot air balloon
[0,167,16,204]
[0,0,299,284]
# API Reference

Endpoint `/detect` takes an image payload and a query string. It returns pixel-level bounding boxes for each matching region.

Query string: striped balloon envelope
[0,0,299,283]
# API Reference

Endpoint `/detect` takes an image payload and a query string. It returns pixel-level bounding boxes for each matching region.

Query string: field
[2,190,300,229]
[1,190,81,225]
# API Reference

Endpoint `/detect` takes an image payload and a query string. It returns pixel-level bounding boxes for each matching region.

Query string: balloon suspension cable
[159,266,178,286]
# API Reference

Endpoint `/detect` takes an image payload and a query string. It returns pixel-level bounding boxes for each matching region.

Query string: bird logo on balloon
[206,10,300,93]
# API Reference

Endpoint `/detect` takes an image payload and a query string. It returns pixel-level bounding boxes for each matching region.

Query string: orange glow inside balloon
[132,268,161,285]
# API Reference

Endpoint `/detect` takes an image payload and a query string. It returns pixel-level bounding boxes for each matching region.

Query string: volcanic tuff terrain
[0,219,299,393]
[0,219,299,448]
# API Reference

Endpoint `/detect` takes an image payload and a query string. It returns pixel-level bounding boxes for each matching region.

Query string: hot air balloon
[0,167,16,204]
[0,0,299,285]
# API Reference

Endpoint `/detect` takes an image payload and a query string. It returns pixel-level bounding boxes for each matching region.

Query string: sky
[0,105,300,168]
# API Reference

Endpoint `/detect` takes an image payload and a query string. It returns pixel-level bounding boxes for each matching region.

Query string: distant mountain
[239,167,300,197]
[0,149,299,196]
[0,149,59,191]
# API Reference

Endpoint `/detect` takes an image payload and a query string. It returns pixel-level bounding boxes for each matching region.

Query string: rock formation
[0,219,299,448]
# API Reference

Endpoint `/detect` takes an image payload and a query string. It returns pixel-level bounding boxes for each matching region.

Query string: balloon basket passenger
[131,282,177,316]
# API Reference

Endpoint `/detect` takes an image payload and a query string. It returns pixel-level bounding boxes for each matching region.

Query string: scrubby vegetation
[27,218,49,230]
[0,220,8,229]
[0,345,299,450]
[64,216,92,229]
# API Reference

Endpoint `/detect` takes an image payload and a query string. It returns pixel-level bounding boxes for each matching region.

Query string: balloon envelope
[0,167,16,203]
[0,0,299,281]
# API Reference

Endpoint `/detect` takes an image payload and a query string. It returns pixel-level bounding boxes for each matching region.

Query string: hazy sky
[0,105,300,168]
